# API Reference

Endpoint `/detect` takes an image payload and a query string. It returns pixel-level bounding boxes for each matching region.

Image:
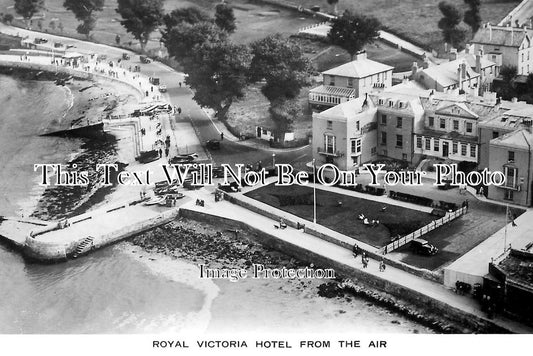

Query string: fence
[380,206,467,254]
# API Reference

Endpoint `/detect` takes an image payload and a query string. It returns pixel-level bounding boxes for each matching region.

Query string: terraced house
[308,52,393,111]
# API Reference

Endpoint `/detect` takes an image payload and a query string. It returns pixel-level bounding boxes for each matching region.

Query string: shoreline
[129,217,435,334]
[0,67,142,221]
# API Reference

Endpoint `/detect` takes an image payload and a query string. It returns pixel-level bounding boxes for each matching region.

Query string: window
[416,136,422,148]
[440,118,446,129]
[356,121,360,131]
[453,120,459,130]
[493,131,499,139]
[470,145,476,158]
[327,120,333,130]
[382,149,388,156]
[399,102,405,109]
[381,132,387,145]
[347,78,354,88]
[508,151,515,162]
[324,134,336,154]
[378,99,384,105]
[402,153,408,160]
[329,76,335,86]
[522,53,524,62]
[396,117,403,128]
[396,135,403,148]
[505,166,517,188]
[384,71,387,80]
[425,138,431,150]
[371,147,377,155]
[504,190,514,201]
[429,117,434,127]
[381,114,387,125]
[434,139,439,151]
[452,142,458,154]
[466,122,473,133]
[351,139,362,154]
[388,100,394,107]
[461,144,467,156]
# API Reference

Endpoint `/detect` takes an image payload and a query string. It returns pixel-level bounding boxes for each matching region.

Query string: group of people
[358,213,380,228]
[352,244,386,272]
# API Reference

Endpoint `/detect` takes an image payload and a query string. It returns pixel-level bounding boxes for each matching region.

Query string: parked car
[411,238,438,255]
[206,139,221,150]
[158,84,167,93]
[140,55,151,64]
[122,53,130,60]
[168,154,198,164]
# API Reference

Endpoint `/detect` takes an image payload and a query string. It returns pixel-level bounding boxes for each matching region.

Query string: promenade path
[183,185,533,333]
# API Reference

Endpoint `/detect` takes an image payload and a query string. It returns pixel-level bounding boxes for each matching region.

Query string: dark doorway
[442,142,449,157]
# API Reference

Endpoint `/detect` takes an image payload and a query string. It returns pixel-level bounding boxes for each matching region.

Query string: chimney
[457,67,462,90]
[476,50,482,74]
[465,44,470,55]
[423,57,430,69]
[355,51,367,61]
[449,48,458,61]
[512,97,518,103]
[461,61,467,79]
[412,61,418,77]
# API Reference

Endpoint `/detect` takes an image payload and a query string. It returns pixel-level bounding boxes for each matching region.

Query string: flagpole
[313,159,317,224]
[504,204,508,253]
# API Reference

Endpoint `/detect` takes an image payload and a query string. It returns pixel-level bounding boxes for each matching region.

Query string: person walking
[177,107,182,115]
[352,244,359,258]
[379,259,386,272]
[220,132,224,141]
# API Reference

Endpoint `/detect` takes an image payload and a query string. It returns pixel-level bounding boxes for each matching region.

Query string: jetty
[0,198,182,262]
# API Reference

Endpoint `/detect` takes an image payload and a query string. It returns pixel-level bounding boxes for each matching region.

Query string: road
[499,0,533,27]
[0,22,312,170]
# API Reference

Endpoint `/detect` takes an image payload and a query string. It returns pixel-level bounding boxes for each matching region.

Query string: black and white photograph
[0,0,532,355]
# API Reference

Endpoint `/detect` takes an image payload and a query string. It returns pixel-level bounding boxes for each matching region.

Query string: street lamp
[313,158,317,225]
[272,153,276,167]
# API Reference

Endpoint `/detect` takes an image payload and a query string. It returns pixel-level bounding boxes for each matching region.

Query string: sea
[0,75,427,334]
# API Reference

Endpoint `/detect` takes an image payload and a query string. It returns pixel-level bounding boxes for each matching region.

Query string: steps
[72,236,94,258]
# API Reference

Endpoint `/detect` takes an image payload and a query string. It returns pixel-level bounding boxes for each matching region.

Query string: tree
[165,22,227,62]
[116,0,164,51]
[269,99,301,137]
[328,11,381,60]
[63,0,105,39]
[183,40,252,119]
[327,0,339,15]
[464,0,481,33]
[438,1,468,49]
[214,2,236,34]
[496,65,518,100]
[3,13,14,24]
[161,7,211,43]
[250,34,311,102]
[14,0,44,28]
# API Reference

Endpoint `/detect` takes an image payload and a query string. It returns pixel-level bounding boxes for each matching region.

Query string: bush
[2,14,13,24]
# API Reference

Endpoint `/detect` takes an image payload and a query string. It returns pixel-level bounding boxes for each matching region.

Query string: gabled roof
[471,25,531,47]
[323,58,393,78]
[435,102,479,119]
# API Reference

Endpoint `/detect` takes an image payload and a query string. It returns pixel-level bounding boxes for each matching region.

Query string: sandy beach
[129,217,435,334]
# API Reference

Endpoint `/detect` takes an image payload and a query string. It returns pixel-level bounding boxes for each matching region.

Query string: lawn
[245,184,438,248]
[286,0,520,50]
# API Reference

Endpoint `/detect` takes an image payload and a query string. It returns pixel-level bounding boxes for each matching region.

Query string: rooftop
[309,85,357,97]
[491,128,533,150]
[472,24,531,47]
[316,95,375,122]
[498,250,533,287]
[417,59,480,88]
[322,52,394,78]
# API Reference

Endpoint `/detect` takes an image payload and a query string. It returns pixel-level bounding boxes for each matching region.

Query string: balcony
[317,147,343,157]
[502,180,521,191]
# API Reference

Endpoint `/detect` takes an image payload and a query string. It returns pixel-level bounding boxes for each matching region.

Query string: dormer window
[378,99,384,105]
[388,100,394,107]
[329,76,335,86]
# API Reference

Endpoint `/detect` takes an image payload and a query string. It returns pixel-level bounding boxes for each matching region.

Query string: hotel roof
[322,55,393,79]
[417,59,479,88]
